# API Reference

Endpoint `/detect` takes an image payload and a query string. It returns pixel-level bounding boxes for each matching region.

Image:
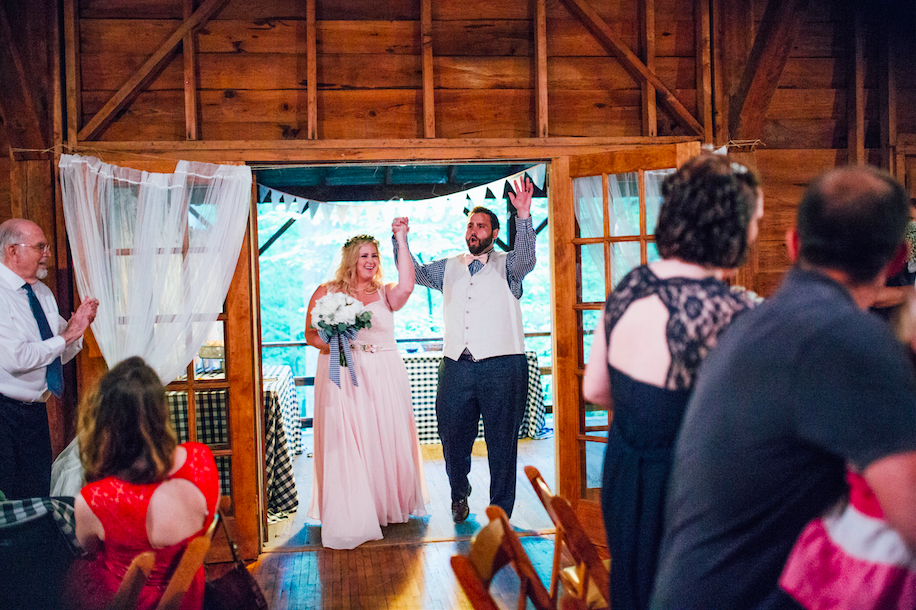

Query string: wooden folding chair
[549,495,610,610]
[107,551,156,610]
[525,465,610,610]
[155,514,220,610]
[451,505,554,610]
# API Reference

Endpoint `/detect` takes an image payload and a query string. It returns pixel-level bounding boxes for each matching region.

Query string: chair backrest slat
[155,515,218,610]
[451,504,554,610]
[549,495,610,606]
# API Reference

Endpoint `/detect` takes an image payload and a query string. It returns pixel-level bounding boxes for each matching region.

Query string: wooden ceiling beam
[0,1,47,159]
[77,0,229,141]
[729,0,809,141]
[76,135,702,163]
[558,0,703,136]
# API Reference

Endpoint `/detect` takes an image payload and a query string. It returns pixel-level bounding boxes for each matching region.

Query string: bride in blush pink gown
[304,219,429,549]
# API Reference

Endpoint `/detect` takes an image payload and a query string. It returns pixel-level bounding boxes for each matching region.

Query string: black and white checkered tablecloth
[0,497,82,555]
[166,378,299,515]
[263,365,301,456]
[402,351,547,445]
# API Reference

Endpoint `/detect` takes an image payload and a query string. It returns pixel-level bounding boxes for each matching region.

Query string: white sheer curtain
[644,169,675,236]
[58,154,252,383]
[573,169,677,292]
[573,175,605,286]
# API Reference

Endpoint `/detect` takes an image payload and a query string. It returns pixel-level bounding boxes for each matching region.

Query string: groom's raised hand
[508,177,534,219]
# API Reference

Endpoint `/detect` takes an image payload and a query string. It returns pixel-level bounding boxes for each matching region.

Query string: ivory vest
[442,252,525,361]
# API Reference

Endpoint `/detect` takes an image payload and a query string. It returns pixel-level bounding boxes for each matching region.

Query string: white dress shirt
[0,262,82,402]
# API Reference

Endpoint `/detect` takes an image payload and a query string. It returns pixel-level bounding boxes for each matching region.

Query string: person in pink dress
[304,221,429,549]
[67,356,220,610]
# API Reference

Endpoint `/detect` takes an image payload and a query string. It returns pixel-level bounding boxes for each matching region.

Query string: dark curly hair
[797,165,908,284]
[655,153,761,268]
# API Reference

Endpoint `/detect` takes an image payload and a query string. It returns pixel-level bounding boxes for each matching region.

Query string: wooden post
[183,0,200,140]
[638,0,657,136]
[879,5,896,174]
[847,2,865,166]
[421,0,435,138]
[63,0,80,148]
[535,0,548,138]
[695,0,712,143]
[307,0,317,139]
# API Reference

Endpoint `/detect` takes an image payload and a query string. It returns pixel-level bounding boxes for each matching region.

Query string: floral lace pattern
[604,265,756,391]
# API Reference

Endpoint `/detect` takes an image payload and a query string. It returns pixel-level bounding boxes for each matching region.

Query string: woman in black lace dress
[582,154,764,610]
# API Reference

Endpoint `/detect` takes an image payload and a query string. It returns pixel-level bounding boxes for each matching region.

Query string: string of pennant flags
[255,163,547,226]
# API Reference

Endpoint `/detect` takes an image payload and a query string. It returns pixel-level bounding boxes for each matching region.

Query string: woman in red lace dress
[67,356,220,610]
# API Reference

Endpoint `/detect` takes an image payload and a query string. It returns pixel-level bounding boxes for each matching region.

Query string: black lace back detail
[604,265,754,391]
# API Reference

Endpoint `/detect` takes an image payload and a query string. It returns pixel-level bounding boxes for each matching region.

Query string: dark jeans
[0,395,52,499]
[436,353,527,516]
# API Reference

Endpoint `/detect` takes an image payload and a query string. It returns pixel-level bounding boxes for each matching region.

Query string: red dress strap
[172,442,220,523]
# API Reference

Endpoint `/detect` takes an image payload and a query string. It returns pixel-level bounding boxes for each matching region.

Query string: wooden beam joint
[77,0,229,142]
[558,0,703,136]
[729,0,810,141]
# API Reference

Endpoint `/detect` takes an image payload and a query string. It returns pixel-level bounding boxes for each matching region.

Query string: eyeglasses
[14,243,51,255]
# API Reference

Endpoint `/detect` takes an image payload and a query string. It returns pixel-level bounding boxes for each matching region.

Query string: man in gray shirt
[652,166,916,610]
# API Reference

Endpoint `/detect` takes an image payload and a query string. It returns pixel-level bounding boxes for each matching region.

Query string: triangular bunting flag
[467,185,487,208]
[528,164,547,191]
[336,204,349,224]
[258,184,270,203]
[308,200,320,219]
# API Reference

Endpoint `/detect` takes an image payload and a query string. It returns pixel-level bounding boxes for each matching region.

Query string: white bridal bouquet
[311,292,373,387]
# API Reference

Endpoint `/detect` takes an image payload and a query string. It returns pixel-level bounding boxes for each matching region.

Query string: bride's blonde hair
[327,234,383,296]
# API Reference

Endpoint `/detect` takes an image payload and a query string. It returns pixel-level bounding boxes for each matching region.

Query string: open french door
[548,142,701,533]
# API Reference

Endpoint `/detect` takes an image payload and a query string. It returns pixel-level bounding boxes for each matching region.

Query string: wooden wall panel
[81,0,420,20]
[84,52,421,91]
[0,129,10,218]
[83,89,430,140]
[547,18,694,57]
[83,20,422,56]
[72,0,898,302]
[82,52,699,95]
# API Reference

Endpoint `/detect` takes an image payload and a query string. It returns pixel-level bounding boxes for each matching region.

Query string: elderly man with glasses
[0,218,97,499]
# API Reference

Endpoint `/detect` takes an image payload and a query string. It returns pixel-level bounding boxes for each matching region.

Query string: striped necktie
[23,283,63,397]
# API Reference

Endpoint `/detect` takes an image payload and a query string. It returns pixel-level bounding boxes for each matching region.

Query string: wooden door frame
[549,142,701,507]
[70,138,700,556]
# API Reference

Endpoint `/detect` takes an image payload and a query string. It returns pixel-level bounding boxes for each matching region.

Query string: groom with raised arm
[393,177,536,522]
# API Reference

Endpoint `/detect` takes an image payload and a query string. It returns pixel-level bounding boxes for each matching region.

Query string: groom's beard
[466,233,494,255]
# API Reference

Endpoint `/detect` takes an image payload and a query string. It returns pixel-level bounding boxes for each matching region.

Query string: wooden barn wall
[736,0,909,296]
[76,0,698,141]
[2,0,914,298]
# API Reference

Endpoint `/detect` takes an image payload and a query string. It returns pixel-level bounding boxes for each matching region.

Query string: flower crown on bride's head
[344,234,378,249]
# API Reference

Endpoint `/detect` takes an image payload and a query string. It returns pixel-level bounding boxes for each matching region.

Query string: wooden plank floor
[250,435,561,608]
